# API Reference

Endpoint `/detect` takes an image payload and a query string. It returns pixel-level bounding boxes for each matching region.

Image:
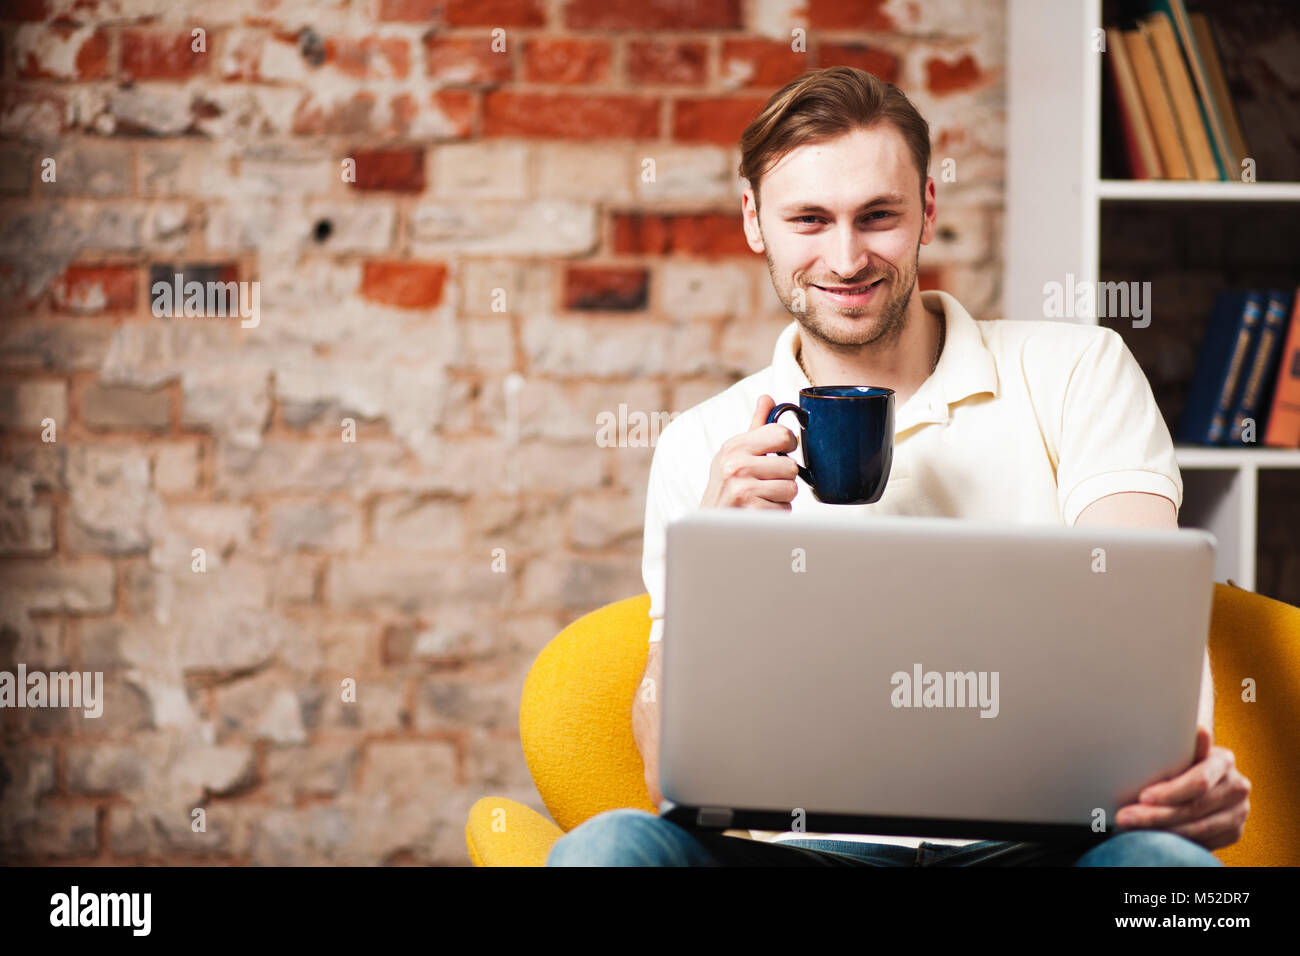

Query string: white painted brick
[458,259,553,318]
[634,144,734,203]
[536,142,632,202]
[433,141,530,201]
[0,381,66,428]
[411,201,596,257]
[658,261,755,320]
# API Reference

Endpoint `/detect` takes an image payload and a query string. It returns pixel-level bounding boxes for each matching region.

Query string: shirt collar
[770,289,1000,435]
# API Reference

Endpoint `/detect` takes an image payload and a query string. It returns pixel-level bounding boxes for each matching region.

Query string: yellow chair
[466,583,1300,866]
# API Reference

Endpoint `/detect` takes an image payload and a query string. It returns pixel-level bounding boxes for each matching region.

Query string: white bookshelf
[1006,0,1300,590]
[1096,180,1300,201]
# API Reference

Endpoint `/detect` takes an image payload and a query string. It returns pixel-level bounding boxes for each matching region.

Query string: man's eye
[794,212,893,225]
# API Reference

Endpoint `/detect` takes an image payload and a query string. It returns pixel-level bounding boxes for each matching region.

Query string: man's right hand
[699,394,801,510]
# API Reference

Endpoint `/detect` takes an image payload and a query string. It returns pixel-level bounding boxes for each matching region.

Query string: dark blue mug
[765,386,894,504]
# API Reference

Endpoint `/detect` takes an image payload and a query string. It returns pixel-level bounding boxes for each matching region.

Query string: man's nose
[825,225,872,283]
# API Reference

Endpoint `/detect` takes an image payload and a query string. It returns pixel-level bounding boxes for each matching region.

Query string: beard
[765,236,922,356]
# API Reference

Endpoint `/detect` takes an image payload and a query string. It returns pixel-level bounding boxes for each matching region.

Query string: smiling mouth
[813,278,885,296]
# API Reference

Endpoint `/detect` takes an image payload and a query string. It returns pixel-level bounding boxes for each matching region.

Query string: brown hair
[738,66,931,217]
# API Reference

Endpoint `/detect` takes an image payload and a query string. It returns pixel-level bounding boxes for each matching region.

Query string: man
[547,67,1250,866]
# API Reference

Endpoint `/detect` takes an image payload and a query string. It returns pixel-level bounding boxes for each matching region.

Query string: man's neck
[796,293,945,407]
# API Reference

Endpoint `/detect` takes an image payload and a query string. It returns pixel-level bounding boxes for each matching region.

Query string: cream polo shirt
[639,289,1184,850]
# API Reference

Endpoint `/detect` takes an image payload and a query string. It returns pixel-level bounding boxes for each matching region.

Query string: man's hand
[1114,725,1250,850]
[699,394,800,510]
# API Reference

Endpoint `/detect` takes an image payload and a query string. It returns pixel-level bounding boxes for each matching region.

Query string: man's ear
[918,176,938,247]
[742,184,765,254]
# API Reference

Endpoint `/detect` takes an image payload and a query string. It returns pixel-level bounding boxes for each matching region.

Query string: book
[1189,12,1251,176]
[1143,11,1223,180]
[1228,289,1294,444]
[1178,291,1266,445]
[1152,0,1236,179]
[1263,289,1300,448]
[1106,26,1163,178]
[1124,25,1192,180]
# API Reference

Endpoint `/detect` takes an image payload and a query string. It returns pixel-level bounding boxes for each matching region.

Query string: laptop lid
[658,510,1217,841]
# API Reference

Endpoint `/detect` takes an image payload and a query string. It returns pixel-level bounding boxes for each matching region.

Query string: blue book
[1177,291,1266,445]
[1229,290,1295,444]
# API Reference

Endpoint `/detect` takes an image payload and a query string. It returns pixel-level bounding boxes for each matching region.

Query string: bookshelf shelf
[1096,180,1300,201]
[1007,0,1298,594]
[1175,446,1300,469]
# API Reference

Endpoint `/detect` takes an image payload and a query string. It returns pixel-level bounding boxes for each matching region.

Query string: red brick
[925,54,987,95]
[431,89,475,137]
[563,266,648,311]
[446,0,547,26]
[483,92,658,139]
[391,93,419,134]
[326,36,411,80]
[720,39,807,89]
[807,0,895,30]
[76,30,110,80]
[613,213,753,258]
[3,0,49,20]
[424,36,513,84]
[917,268,944,292]
[121,30,209,80]
[349,148,425,193]
[818,42,900,84]
[360,261,448,309]
[17,27,109,80]
[672,96,770,145]
[51,265,137,314]
[563,0,741,30]
[376,0,449,22]
[613,215,670,256]
[626,40,707,86]
[523,37,609,85]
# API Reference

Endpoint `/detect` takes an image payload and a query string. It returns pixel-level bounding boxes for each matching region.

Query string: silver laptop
[658,510,1217,841]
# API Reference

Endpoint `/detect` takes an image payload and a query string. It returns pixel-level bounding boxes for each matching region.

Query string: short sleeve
[1056,327,1183,527]
[642,414,708,643]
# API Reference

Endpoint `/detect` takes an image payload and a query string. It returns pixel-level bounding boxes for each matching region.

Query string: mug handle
[765,403,815,487]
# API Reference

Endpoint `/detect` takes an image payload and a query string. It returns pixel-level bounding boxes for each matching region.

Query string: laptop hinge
[696,807,734,828]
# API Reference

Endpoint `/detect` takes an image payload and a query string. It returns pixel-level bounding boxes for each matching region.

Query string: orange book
[1144,12,1220,180]
[1124,26,1191,180]
[1263,289,1300,448]
[1106,26,1163,178]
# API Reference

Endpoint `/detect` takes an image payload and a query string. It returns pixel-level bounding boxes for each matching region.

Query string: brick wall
[0,0,1004,863]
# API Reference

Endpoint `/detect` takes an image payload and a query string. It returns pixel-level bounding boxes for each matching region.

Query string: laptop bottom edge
[658,801,1116,845]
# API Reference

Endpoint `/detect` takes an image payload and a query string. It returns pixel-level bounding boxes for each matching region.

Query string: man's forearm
[633,642,663,806]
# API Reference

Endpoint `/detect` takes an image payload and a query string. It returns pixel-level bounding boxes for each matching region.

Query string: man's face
[743,125,936,352]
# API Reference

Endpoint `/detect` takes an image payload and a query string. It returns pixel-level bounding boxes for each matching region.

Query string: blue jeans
[545,809,1224,866]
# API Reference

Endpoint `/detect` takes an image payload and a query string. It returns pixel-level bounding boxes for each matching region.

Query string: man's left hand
[1114,726,1250,851]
